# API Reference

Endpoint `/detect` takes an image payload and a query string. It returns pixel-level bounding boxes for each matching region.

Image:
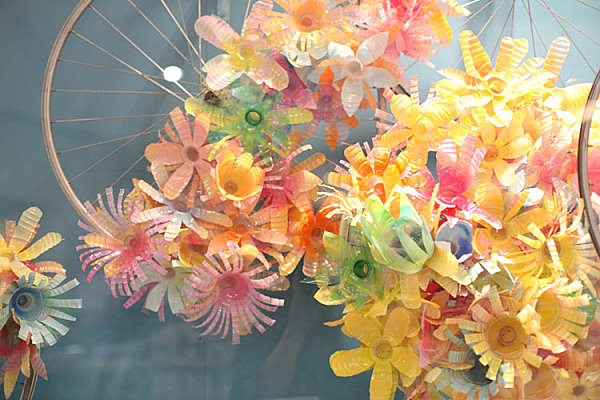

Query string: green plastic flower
[189,79,312,159]
[313,230,385,308]
[362,194,434,274]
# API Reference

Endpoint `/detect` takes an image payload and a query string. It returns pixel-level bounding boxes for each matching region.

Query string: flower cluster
[320,31,600,400]
[0,208,81,398]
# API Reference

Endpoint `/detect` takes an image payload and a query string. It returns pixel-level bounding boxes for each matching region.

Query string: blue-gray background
[0,1,598,399]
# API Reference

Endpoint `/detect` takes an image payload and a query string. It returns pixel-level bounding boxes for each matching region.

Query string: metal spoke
[525,0,537,56]
[57,129,162,155]
[535,0,600,47]
[176,0,199,79]
[159,0,203,64]
[53,89,187,95]
[575,0,600,12]
[538,0,596,74]
[491,1,515,58]
[58,58,203,88]
[108,153,147,189]
[127,0,203,79]
[71,31,186,101]
[455,0,496,32]
[89,4,194,98]
[68,117,167,184]
[53,113,168,124]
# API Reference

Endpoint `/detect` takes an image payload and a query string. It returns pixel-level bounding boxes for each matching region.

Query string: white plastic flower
[309,32,396,116]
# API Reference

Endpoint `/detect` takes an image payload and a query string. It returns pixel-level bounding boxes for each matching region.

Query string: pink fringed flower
[77,188,169,297]
[182,242,284,344]
[436,134,502,228]
[272,51,317,109]
[144,108,213,200]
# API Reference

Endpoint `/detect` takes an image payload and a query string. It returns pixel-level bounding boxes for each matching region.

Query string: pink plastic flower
[181,242,284,344]
[436,134,502,228]
[144,108,213,200]
[77,188,169,296]
[272,50,316,109]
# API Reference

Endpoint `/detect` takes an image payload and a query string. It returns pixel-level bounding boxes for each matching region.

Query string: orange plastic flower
[215,150,265,201]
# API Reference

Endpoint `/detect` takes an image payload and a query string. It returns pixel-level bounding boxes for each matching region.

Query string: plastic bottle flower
[0,207,64,293]
[209,81,313,157]
[144,108,213,200]
[280,204,338,278]
[329,307,421,399]
[260,145,323,234]
[181,242,284,344]
[194,15,288,90]
[254,0,356,67]
[436,134,502,228]
[309,32,397,116]
[457,287,543,388]
[134,179,232,241]
[77,188,169,296]
[314,230,386,308]
[436,32,555,124]
[521,279,589,353]
[0,320,47,398]
[216,150,265,202]
[304,67,359,150]
[0,272,81,347]
[124,259,192,321]
[272,50,317,109]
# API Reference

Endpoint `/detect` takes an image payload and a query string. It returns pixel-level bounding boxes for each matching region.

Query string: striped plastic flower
[181,242,284,344]
[0,207,64,294]
[77,188,169,296]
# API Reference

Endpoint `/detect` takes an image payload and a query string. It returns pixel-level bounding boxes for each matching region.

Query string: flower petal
[330,348,374,377]
[328,41,355,63]
[163,163,194,200]
[357,32,389,65]
[391,346,420,377]
[342,312,382,346]
[383,307,410,346]
[364,67,396,88]
[369,361,395,400]
[341,78,364,116]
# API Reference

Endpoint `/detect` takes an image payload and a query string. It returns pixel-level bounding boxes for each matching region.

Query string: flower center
[223,181,238,195]
[373,339,393,361]
[416,120,433,136]
[0,249,16,267]
[353,259,371,278]
[498,325,517,345]
[245,110,263,126]
[218,274,250,304]
[232,216,251,235]
[16,293,32,309]
[171,197,189,212]
[491,228,508,241]
[484,144,499,162]
[486,77,506,96]
[164,268,176,280]
[310,227,323,245]
[300,12,315,29]
[573,384,587,396]
[347,60,363,76]
[123,234,138,250]
[184,146,200,162]
[239,42,256,59]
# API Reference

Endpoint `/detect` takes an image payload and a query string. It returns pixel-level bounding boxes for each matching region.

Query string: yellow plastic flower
[458,287,542,388]
[470,108,531,186]
[436,31,555,125]
[330,307,421,399]
[380,90,460,172]
[473,183,548,258]
[0,207,63,293]
[215,150,265,201]
[522,279,590,353]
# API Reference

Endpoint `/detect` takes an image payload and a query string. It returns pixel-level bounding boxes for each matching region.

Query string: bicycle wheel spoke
[535,0,600,47]
[58,58,204,88]
[89,4,194,98]
[68,117,167,184]
[127,0,202,79]
[176,0,200,77]
[455,0,496,31]
[477,0,507,38]
[71,30,186,102]
[159,0,203,64]
[525,0,537,56]
[491,1,515,58]
[53,89,187,95]
[57,129,162,155]
[538,0,596,74]
[575,0,600,12]
[108,153,147,190]
[53,113,168,124]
